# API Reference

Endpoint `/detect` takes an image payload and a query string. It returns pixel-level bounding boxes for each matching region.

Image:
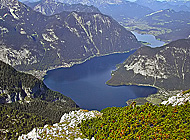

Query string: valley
[121,9,190,43]
[0,0,140,79]
[0,0,190,139]
[43,31,165,110]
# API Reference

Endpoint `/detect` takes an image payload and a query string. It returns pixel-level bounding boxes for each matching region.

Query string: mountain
[54,0,127,6]
[23,0,41,8]
[0,59,78,121]
[0,0,140,79]
[107,39,190,92]
[123,9,190,42]
[31,0,101,16]
[52,0,153,21]
[0,59,78,110]
[0,60,76,104]
[98,1,153,21]
[136,0,190,12]
[144,9,190,41]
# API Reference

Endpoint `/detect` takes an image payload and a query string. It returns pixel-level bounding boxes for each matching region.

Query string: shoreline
[24,48,138,80]
[106,81,182,106]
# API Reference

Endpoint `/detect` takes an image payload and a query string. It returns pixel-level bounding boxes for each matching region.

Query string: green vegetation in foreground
[80,102,190,139]
[0,105,53,140]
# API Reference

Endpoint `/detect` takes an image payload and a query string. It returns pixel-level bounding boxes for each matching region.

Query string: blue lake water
[43,32,164,110]
[132,31,165,48]
[43,51,157,110]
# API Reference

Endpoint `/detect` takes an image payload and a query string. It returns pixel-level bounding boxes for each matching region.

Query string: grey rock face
[108,39,190,91]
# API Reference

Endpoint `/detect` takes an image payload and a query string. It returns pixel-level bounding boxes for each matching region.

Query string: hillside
[0,60,78,121]
[136,0,190,12]
[0,60,79,139]
[0,60,76,105]
[107,39,190,93]
[18,110,101,139]
[80,102,190,139]
[18,101,190,139]
[0,105,54,139]
[122,9,190,42]
[0,0,140,79]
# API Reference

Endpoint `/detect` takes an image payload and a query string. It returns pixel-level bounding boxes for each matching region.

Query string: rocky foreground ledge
[18,110,102,140]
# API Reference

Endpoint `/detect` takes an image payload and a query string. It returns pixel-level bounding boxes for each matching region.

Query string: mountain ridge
[122,9,190,43]
[25,0,153,22]
[107,39,190,92]
[0,0,140,79]
[32,0,101,16]
[136,0,190,12]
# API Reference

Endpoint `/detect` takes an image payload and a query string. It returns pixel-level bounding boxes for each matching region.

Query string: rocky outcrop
[107,39,190,91]
[162,89,190,106]
[18,110,101,140]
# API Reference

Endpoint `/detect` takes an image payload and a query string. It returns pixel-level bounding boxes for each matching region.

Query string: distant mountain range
[25,0,101,16]
[143,9,190,41]
[24,0,153,21]
[28,0,190,43]
[107,38,190,92]
[136,0,190,12]
[123,9,190,42]
[0,0,140,79]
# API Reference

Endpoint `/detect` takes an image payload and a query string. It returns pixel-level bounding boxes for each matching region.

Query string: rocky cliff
[107,39,190,91]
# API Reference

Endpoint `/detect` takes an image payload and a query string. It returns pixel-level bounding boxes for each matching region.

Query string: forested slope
[0,60,79,139]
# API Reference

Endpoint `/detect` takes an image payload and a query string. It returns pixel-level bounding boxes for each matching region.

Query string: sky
[128,0,165,1]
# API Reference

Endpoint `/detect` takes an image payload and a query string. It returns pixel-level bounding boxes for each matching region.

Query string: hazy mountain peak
[56,0,125,6]
[32,0,101,16]
[0,0,20,9]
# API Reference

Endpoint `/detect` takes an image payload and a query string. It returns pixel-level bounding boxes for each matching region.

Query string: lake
[132,31,165,48]
[43,33,162,110]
